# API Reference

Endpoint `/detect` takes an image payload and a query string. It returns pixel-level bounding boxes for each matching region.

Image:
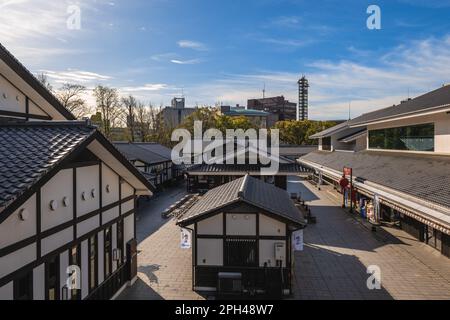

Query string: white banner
[180,228,192,249]
[292,229,304,251]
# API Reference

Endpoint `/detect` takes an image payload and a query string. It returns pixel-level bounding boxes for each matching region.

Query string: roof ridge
[237,175,250,199]
[0,120,95,128]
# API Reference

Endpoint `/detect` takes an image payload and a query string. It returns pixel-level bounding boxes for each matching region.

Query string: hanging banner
[292,229,304,251]
[318,171,323,186]
[180,228,192,249]
[373,194,380,223]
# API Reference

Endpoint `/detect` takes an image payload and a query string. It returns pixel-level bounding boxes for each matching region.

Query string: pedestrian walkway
[289,178,450,300]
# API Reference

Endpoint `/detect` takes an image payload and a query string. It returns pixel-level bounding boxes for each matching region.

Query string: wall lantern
[81,191,86,201]
[106,184,111,193]
[19,208,29,221]
[62,196,70,207]
[2,93,7,99]
[91,188,96,198]
[49,200,58,211]
[15,95,19,101]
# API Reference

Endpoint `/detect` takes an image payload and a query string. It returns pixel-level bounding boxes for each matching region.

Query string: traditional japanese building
[177,175,306,296]
[299,85,450,258]
[0,43,154,300]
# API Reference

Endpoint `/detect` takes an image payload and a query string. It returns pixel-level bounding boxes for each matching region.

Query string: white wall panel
[259,214,286,236]
[77,215,99,238]
[102,207,119,225]
[197,239,223,266]
[197,213,223,235]
[124,214,134,246]
[0,243,36,278]
[121,199,134,215]
[226,214,256,236]
[41,227,73,256]
[0,194,36,248]
[41,169,73,231]
[102,164,120,206]
[33,264,45,300]
[81,240,89,299]
[76,166,100,217]
[0,282,13,300]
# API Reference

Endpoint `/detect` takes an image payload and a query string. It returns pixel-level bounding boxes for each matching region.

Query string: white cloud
[177,40,208,51]
[170,59,201,65]
[40,69,112,84]
[180,35,450,120]
[120,84,169,92]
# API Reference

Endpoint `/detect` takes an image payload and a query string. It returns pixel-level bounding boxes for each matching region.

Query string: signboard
[373,194,380,223]
[180,228,192,249]
[292,229,304,251]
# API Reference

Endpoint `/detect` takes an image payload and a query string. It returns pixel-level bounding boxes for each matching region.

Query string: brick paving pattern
[290,178,450,300]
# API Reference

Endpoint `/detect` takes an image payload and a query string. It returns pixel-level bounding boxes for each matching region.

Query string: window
[88,235,97,293]
[322,137,331,151]
[369,123,434,152]
[225,239,257,267]
[104,227,112,278]
[14,271,33,300]
[117,220,124,266]
[45,256,59,300]
[68,245,81,300]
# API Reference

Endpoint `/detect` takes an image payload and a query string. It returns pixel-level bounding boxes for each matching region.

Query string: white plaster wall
[81,240,89,299]
[0,74,26,113]
[226,214,256,236]
[259,214,286,236]
[77,215,99,238]
[28,100,49,116]
[259,240,286,267]
[33,264,45,300]
[41,227,73,256]
[121,199,134,214]
[41,169,73,231]
[0,194,36,248]
[124,214,134,246]
[197,213,223,235]
[97,231,104,284]
[0,243,36,278]
[102,206,120,225]
[0,282,13,300]
[121,181,134,198]
[112,223,117,273]
[197,239,223,266]
[76,165,100,217]
[102,164,120,206]
[59,250,69,296]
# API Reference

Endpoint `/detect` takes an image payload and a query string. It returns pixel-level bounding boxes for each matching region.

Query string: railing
[86,263,128,300]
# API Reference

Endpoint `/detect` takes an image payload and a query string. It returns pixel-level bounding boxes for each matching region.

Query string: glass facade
[368,123,434,152]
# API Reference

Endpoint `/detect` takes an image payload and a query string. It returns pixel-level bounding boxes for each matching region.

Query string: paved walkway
[119,184,205,300]
[289,178,450,300]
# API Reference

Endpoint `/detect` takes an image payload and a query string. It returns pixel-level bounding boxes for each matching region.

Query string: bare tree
[56,83,89,119]
[121,95,138,142]
[93,85,123,139]
[36,73,53,92]
[134,102,152,142]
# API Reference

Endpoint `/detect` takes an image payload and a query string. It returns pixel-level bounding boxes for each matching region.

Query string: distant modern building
[247,96,297,127]
[298,76,309,121]
[220,105,269,128]
[300,85,450,258]
[160,97,196,128]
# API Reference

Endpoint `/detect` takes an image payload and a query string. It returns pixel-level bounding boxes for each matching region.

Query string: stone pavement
[119,184,205,300]
[289,177,450,300]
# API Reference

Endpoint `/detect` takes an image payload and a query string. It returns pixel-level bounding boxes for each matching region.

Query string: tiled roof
[309,121,350,139]
[133,143,172,159]
[300,150,450,211]
[187,163,310,174]
[178,175,306,225]
[349,85,450,126]
[0,122,95,211]
[114,142,169,165]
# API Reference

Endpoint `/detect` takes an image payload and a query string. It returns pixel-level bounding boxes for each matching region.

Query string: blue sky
[1,0,450,119]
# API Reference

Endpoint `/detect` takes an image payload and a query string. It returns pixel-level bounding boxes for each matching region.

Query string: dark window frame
[45,255,60,300]
[104,226,113,278]
[88,234,98,293]
[68,244,81,300]
[13,271,33,300]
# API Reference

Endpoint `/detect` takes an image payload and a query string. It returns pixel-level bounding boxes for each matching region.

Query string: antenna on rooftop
[348,101,352,120]
[263,83,266,99]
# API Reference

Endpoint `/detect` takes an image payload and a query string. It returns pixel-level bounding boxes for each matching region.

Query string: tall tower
[297,76,309,121]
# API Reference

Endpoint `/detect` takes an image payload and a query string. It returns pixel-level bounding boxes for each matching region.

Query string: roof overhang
[338,129,367,143]
[349,105,450,128]
[299,158,450,234]
[0,44,75,120]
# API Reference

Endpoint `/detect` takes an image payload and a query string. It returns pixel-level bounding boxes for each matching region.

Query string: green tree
[274,120,337,145]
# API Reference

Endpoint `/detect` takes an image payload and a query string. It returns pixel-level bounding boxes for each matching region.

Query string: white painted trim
[366,148,450,156]
[350,105,450,128]
[110,282,129,300]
